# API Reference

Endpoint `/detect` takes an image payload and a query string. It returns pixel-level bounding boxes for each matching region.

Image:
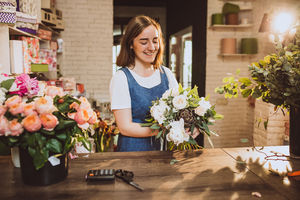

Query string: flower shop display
[142,84,223,150]
[215,25,300,156]
[91,113,119,152]
[0,73,97,185]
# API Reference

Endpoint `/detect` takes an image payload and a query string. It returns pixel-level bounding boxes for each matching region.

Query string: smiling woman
[109,15,178,152]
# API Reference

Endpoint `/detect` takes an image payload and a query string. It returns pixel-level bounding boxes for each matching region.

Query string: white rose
[172,95,187,110]
[150,100,170,125]
[8,82,18,92]
[162,88,172,99]
[172,87,180,97]
[195,97,211,116]
[166,119,189,145]
[0,88,7,105]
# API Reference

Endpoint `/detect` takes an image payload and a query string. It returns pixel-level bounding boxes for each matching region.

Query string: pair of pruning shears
[115,169,144,191]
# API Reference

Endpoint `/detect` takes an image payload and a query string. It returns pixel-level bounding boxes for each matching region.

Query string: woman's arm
[113,108,158,137]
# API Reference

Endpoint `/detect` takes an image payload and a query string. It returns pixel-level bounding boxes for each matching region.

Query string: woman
[110,15,178,151]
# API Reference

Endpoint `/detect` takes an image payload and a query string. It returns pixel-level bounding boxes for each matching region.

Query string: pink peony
[9,102,24,116]
[9,74,39,97]
[23,102,37,116]
[0,116,10,136]
[74,109,90,125]
[22,114,42,132]
[78,96,91,110]
[88,111,98,124]
[45,86,64,98]
[67,112,76,120]
[0,105,7,116]
[9,119,24,136]
[69,102,80,111]
[34,96,56,114]
[5,95,22,108]
[40,113,58,131]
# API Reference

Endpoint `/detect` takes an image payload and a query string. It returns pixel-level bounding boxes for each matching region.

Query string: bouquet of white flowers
[142,84,223,150]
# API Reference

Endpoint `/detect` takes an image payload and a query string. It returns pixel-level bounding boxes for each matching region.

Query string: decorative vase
[19,148,69,186]
[290,106,300,157]
[11,147,20,168]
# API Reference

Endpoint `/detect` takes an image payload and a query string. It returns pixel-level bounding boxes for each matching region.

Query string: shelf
[211,24,253,29]
[9,27,40,39]
[219,53,257,57]
[218,0,254,1]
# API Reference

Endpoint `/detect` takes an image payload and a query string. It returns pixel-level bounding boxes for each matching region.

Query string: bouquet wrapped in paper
[142,84,223,150]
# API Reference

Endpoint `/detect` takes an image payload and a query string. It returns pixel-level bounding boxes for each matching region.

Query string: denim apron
[117,67,169,152]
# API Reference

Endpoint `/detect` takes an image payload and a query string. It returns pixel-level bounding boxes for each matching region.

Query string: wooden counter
[0,146,299,200]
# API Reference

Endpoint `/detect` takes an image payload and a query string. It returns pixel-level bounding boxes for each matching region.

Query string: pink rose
[0,116,10,136]
[34,96,56,114]
[22,114,42,132]
[88,111,98,124]
[9,119,24,136]
[0,105,7,116]
[78,97,91,110]
[23,102,37,116]
[67,112,76,120]
[9,102,24,116]
[40,113,58,131]
[74,109,90,125]
[5,95,22,108]
[69,102,80,111]
[45,86,64,98]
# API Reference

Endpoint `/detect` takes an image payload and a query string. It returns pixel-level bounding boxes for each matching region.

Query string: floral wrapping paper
[20,36,39,73]
[39,49,57,71]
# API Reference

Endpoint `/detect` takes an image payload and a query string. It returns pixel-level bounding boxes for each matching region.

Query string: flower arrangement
[91,112,119,152]
[0,73,97,170]
[215,25,300,110]
[142,84,223,150]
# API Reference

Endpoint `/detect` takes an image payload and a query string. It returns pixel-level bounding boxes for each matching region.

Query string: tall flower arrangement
[0,73,97,170]
[142,84,223,150]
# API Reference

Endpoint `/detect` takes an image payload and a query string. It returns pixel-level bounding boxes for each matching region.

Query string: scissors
[115,169,144,191]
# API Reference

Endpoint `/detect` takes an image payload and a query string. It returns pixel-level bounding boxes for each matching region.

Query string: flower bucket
[290,106,300,157]
[19,148,68,186]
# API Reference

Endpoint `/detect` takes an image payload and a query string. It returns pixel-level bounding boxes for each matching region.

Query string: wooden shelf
[211,24,253,29]
[219,53,257,57]
[218,0,254,1]
[8,27,40,39]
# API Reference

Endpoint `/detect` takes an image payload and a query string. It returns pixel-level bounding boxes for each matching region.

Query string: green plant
[215,25,300,110]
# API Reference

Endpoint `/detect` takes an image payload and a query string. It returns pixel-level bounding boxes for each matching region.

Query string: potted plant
[0,73,97,185]
[215,25,300,156]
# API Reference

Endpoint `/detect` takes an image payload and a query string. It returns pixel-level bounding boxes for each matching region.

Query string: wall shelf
[211,24,253,29]
[219,53,257,57]
[8,27,40,39]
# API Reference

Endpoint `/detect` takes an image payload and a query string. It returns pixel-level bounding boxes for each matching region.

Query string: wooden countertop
[0,146,299,200]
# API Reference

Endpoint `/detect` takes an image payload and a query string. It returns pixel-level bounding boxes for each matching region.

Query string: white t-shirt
[110,66,178,110]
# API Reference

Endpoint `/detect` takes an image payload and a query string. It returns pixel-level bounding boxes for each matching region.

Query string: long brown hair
[116,15,164,69]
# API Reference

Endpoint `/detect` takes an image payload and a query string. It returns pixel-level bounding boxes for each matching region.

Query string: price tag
[48,156,60,166]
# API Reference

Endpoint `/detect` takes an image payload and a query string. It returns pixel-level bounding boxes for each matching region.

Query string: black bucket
[19,148,68,186]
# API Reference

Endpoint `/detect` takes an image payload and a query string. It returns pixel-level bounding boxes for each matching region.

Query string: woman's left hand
[185,127,200,139]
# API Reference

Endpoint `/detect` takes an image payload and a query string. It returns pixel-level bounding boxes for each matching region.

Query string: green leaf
[170,159,178,165]
[150,124,161,130]
[155,130,163,139]
[55,120,76,131]
[56,133,67,141]
[141,122,153,127]
[40,129,55,136]
[0,78,15,90]
[46,138,62,153]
